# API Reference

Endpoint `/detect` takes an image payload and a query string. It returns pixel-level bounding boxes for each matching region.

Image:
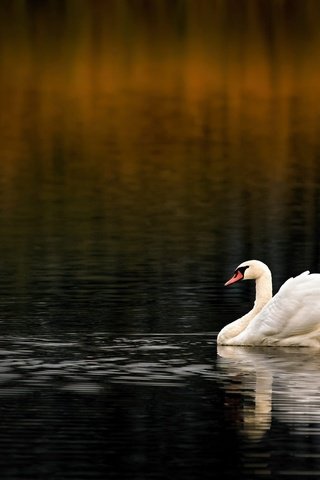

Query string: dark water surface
[0,333,320,479]
[1,1,320,478]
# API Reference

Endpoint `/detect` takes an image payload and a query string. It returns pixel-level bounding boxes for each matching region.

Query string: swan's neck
[217,269,273,345]
[253,271,273,313]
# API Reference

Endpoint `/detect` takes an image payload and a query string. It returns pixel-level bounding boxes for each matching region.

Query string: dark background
[0,1,319,479]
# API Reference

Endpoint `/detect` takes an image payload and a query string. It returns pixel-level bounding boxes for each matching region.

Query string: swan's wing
[238,271,320,345]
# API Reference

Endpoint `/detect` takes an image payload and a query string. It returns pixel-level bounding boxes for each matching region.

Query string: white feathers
[218,262,320,347]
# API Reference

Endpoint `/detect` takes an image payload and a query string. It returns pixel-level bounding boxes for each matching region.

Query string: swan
[217,260,320,347]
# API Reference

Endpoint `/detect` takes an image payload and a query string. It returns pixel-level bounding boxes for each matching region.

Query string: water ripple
[0,334,217,392]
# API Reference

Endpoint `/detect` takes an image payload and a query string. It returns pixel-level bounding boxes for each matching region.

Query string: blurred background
[1,0,320,334]
[1,3,320,480]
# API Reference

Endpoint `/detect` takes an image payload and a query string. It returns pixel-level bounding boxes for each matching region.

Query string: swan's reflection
[217,346,320,440]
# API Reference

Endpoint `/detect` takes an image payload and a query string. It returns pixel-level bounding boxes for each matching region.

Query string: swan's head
[225,260,271,286]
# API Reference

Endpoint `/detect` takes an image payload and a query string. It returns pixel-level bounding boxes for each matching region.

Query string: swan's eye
[237,266,249,275]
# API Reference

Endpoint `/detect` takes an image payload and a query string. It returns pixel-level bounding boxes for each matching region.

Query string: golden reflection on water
[1,0,320,176]
[1,1,320,298]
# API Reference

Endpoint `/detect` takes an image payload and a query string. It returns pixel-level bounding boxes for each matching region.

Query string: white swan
[217,260,320,347]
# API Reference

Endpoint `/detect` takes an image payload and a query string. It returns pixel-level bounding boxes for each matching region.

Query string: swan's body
[217,260,320,347]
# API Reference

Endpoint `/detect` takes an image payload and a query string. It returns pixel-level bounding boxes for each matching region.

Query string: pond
[0,1,320,478]
[0,334,318,479]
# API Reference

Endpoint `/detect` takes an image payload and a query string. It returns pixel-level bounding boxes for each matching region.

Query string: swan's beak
[224,270,244,286]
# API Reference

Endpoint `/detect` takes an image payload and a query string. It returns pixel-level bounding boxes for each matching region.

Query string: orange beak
[224,270,244,286]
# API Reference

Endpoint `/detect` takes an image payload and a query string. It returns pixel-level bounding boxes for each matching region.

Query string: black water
[1,1,320,479]
[0,334,319,479]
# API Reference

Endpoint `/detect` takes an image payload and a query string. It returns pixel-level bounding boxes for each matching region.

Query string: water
[0,1,320,478]
[0,334,319,479]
